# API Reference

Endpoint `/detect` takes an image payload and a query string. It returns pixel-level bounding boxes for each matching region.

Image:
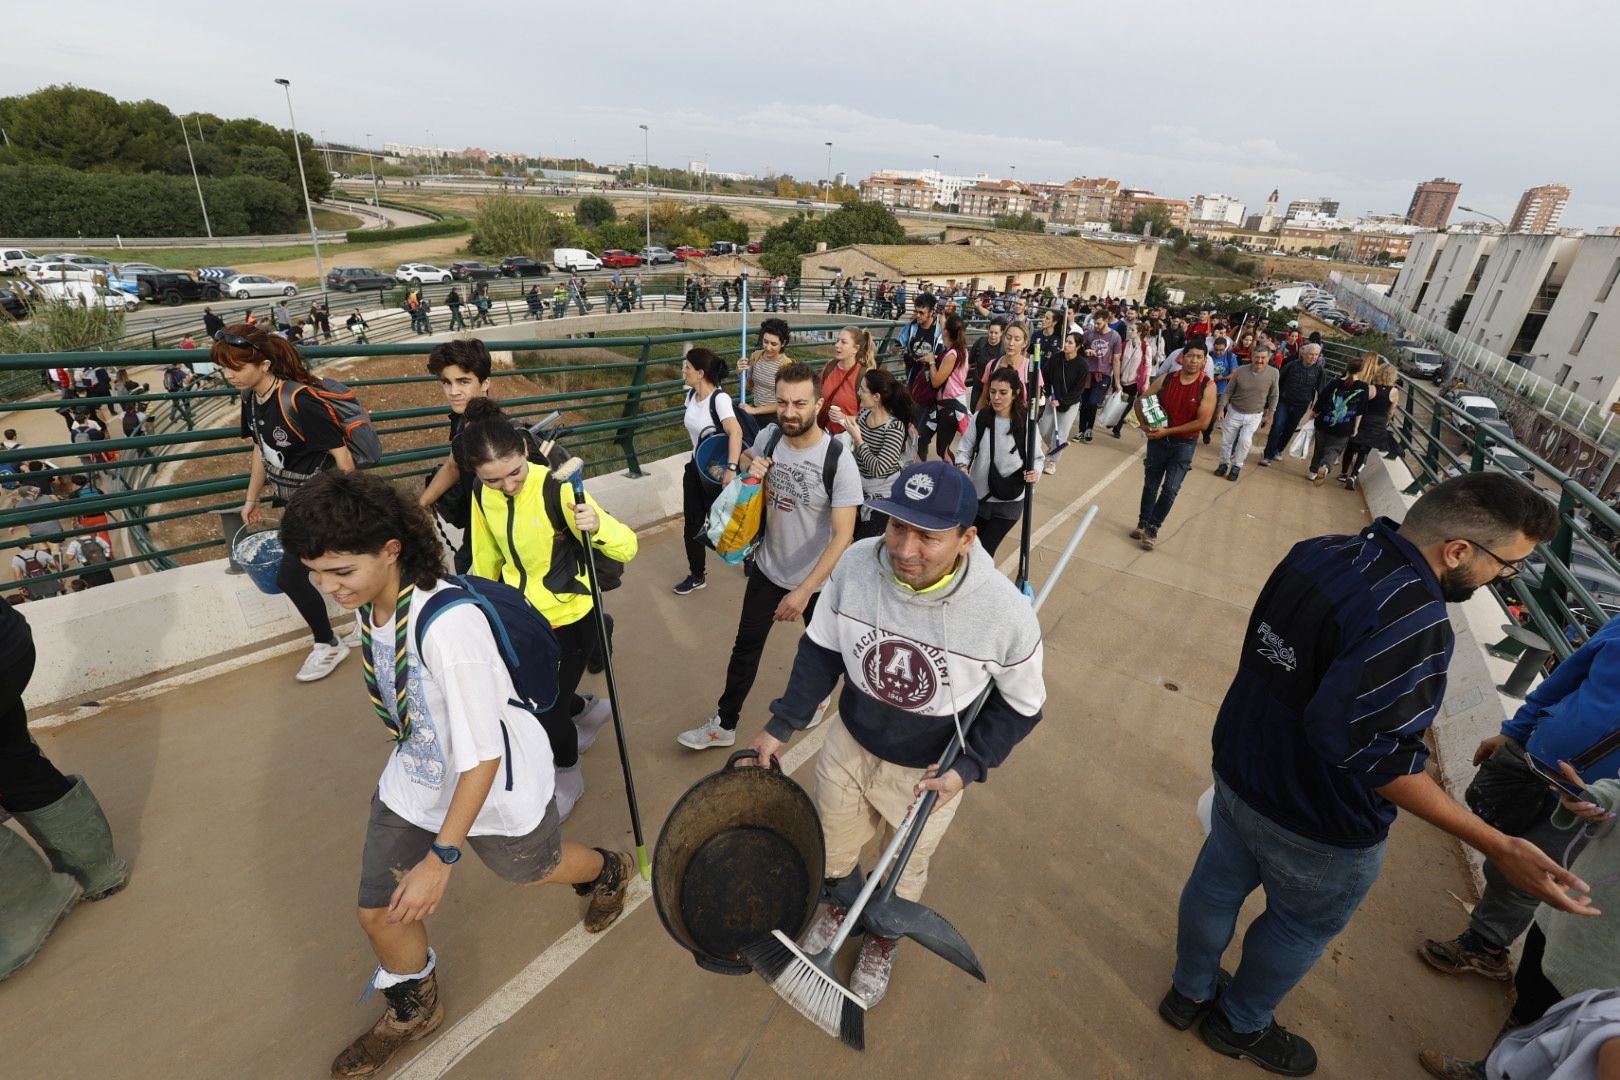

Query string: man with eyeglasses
[1161,473,1591,1077]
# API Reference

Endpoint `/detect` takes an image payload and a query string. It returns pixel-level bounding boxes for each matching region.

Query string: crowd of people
[11,292,1620,1080]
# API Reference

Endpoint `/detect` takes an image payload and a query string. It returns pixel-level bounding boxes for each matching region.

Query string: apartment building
[1510,184,1571,234]
[1049,177,1123,225]
[1285,196,1340,220]
[1110,189,1189,232]
[858,174,935,211]
[1406,177,1461,229]
[1190,193,1246,225]
[958,180,1046,218]
[1456,233,1582,358]
[1529,234,1620,404]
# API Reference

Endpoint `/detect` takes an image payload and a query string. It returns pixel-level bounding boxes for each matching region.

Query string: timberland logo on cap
[902,472,935,501]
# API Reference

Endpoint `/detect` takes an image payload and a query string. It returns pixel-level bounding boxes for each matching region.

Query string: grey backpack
[1487,988,1620,1079]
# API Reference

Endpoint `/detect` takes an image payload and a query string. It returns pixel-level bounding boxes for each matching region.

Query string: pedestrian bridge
[0,326,1582,1078]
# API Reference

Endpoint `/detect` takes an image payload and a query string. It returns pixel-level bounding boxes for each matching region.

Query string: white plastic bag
[1098,390,1128,431]
[1287,425,1315,460]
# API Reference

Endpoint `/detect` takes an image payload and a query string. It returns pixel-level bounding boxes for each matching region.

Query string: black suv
[450,261,500,282]
[499,256,551,278]
[136,271,221,306]
[327,267,395,293]
[707,241,742,256]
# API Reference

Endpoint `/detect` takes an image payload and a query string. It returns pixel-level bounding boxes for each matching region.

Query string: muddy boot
[0,825,82,982]
[13,775,129,899]
[331,968,444,1079]
[581,848,633,933]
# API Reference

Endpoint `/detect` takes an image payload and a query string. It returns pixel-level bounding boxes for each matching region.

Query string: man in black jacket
[1260,342,1327,465]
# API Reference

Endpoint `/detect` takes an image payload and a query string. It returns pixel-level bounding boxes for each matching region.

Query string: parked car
[449,261,499,281]
[135,271,221,305]
[599,249,644,269]
[551,248,604,272]
[114,262,166,277]
[1399,348,1445,380]
[44,253,116,273]
[1,248,39,274]
[1450,393,1502,434]
[746,241,762,254]
[38,280,139,312]
[671,246,705,261]
[1341,319,1371,334]
[104,276,141,297]
[327,267,396,293]
[706,241,741,257]
[222,274,299,299]
[498,256,551,277]
[638,246,677,265]
[395,263,453,285]
[1486,446,1537,481]
[0,289,29,320]
[25,261,103,284]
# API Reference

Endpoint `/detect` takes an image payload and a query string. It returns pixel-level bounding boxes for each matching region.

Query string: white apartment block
[1527,235,1620,405]
[863,169,988,210]
[1190,193,1246,225]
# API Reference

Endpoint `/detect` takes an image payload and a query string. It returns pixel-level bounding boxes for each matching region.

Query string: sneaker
[800,904,847,954]
[1199,1007,1318,1076]
[1081,430,1094,443]
[573,693,612,753]
[1335,474,1351,486]
[672,574,707,596]
[849,935,899,1007]
[1258,457,1273,467]
[1129,522,1146,540]
[1109,426,1123,439]
[1140,527,1157,551]
[1311,468,1327,486]
[1228,466,1241,482]
[1417,1051,1486,1080]
[1042,460,1058,475]
[554,765,585,822]
[1418,931,1512,981]
[340,618,362,648]
[1214,463,1230,478]
[1158,968,1233,1031]
[295,641,350,683]
[677,715,737,750]
[583,849,634,933]
[1345,475,1358,491]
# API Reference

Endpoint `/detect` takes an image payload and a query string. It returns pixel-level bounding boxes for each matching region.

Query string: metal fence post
[613,340,653,478]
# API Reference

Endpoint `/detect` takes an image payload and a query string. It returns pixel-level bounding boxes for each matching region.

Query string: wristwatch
[429,842,462,865]
[726,462,739,471]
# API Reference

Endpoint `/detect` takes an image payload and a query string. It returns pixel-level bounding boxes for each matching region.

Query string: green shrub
[468,196,573,257]
[0,297,126,356]
[0,164,300,235]
[346,218,467,245]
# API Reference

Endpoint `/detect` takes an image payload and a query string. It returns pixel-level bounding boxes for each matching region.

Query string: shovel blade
[858,897,986,982]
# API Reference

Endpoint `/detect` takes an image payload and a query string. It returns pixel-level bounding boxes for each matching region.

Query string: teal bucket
[232,524,285,595]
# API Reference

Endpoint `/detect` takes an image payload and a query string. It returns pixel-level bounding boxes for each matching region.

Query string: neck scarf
[361,585,414,743]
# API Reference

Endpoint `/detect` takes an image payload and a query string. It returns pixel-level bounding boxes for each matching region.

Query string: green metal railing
[0,320,907,592]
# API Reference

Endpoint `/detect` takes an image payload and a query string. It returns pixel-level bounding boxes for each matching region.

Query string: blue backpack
[413,575,562,790]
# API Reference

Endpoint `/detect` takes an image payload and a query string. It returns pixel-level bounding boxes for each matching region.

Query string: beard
[1440,566,1484,603]
[779,413,812,436]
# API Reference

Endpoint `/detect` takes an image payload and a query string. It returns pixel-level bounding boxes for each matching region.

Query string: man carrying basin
[742,460,1045,1007]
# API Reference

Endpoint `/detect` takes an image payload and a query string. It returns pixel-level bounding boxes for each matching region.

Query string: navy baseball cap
[868,461,978,533]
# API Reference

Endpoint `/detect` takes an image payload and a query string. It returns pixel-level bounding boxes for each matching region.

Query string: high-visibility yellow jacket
[469,465,638,628]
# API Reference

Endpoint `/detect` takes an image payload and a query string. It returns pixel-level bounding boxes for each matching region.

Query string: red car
[746,241,762,254]
[600,249,644,269]
[672,246,706,262]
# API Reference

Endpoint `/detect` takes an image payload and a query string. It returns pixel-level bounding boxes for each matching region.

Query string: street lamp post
[639,124,651,252]
[365,133,382,207]
[273,78,324,291]
[823,141,833,217]
[180,117,212,238]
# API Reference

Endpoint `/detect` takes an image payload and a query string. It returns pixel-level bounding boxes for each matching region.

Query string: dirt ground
[233,234,474,281]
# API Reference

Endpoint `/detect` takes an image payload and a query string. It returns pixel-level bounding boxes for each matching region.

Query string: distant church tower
[1258,188,1281,233]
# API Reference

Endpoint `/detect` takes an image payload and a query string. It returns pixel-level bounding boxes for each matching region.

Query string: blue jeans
[1173,777,1385,1033]
[1263,400,1308,460]
[1138,438,1197,529]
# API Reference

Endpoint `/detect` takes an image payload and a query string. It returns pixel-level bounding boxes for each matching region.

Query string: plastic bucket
[693,433,733,492]
[232,524,285,595]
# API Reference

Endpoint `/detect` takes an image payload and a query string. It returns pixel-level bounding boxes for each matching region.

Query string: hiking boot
[800,905,847,954]
[849,935,899,1007]
[1130,520,1147,540]
[1214,463,1230,478]
[1419,931,1512,981]
[1228,466,1242,482]
[672,573,707,596]
[1417,1050,1486,1080]
[573,693,612,753]
[296,641,351,683]
[1158,968,1233,1031]
[584,849,633,933]
[1199,1007,1318,1076]
[1140,527,1158,551]
[677,715,736,750]
[14,775,130,899]
[554,765,584,822]
[0,826,82,983]
[331,969,444,1079]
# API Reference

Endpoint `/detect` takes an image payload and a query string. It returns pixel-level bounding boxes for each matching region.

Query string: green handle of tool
[636,845,650,882]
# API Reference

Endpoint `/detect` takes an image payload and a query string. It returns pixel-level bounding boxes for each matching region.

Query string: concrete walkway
[3,431,1512,1079]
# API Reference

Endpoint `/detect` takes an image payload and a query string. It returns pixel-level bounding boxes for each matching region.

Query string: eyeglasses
[1460,538,1530,578]
[217,331,276,365]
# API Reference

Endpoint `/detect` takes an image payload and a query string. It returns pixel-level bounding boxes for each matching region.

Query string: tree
[1127,204,1174,237]
[991,211,1046,233]
[758,203,907,281]
[1446,296,1470,333]
[236,144,292,185]
[469,196,573,257]
[575,195,617,228]
[1172,234,1191,253]
[1144,278,1170,308]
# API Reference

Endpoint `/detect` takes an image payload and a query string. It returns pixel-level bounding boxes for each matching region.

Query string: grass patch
[312,208,364,231]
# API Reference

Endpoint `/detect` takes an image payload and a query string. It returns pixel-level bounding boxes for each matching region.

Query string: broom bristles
[740,930,868,1051]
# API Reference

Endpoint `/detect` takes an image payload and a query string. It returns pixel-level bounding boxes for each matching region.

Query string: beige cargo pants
[814,717,964,903]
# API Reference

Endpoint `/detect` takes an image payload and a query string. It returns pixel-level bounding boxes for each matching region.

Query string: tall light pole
[273,78,324,291]
[823,141,833,217]
[426,130,438,178]
[180,117,212,238]
[365,132,382,207]
[639,124,651,251]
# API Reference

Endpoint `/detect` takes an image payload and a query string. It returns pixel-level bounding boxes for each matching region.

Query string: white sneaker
[295,641,350,683]
[800,905,847,954]
[676,715,736,750]
[340,618,362,648]
[849,935,899,1007]
[806,693,834,729]
[554,764,585,822]
[574,693,612,753]
[1042,460,1058,475]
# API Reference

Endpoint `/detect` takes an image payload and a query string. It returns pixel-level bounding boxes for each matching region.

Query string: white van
[1,248,39,274]
[36,280,138,312]
[552,248,603,272]
[1452,393,1501,434]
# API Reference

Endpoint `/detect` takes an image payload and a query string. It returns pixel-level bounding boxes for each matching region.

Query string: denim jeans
[1172,777,1386,1033]
[1138,437,1197,529]
[1263,400,1308,460]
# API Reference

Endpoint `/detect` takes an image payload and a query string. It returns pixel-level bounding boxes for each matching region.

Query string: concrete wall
[1457,234,1578,357]
[1388,232,1445,310]
[1415,233,1498,324]
[1529,235,1620,407]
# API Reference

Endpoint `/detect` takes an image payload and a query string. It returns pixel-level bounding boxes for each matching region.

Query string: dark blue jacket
[1505,616,1620,780]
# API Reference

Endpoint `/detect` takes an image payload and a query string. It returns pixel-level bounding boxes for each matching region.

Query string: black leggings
[682,460,717,579]
[0,642,71,814]
[539,618,592,768]
[1342,443,1374,477]
[277,551,335,645]
[974,509,1019,557]
[917,404,959,461]
[1509,924,1565,1028]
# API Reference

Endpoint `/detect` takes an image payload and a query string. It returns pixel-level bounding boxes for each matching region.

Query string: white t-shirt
[684,387,736,449]
[372,582,554,837]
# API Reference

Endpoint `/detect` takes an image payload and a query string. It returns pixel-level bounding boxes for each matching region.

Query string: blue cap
[867,461,978,533]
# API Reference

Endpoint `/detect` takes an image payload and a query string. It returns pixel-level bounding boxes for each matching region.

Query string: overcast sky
[10,0,1618,227]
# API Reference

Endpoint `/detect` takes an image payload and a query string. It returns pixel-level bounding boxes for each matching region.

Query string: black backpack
[972,408,1030,501]
[760,426,845,499]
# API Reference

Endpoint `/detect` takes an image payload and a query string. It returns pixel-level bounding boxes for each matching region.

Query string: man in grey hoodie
[743,460,1046,1008]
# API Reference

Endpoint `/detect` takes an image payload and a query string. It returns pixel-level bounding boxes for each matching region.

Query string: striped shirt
[1212,518,1452,848]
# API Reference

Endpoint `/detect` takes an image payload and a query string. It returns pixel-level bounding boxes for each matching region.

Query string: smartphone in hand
[1525,752,1598,804]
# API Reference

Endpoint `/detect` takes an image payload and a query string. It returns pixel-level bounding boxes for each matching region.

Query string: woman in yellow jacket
[460,399,638,820]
